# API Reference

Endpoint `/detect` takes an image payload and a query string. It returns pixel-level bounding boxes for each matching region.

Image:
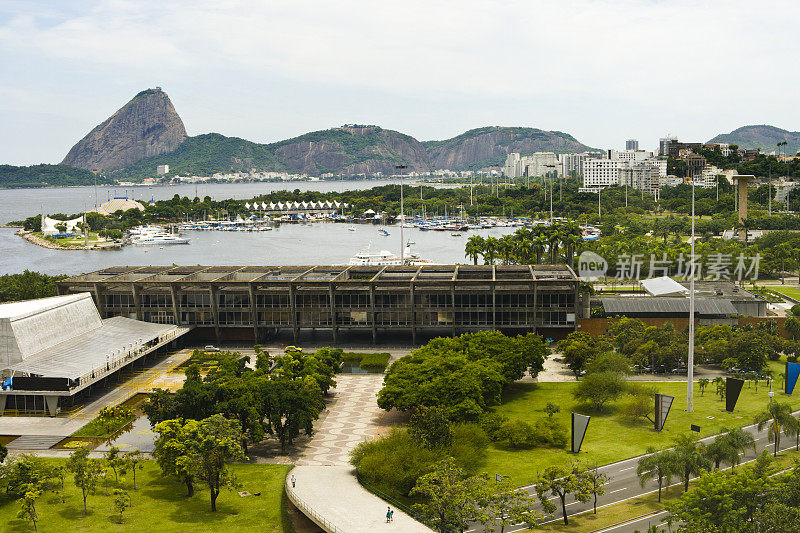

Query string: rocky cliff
[61,88,187,171]
[707,125,800,157]
[423,127,596,170]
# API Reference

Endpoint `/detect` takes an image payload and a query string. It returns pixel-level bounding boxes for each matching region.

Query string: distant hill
[46,89,601,181]
[707,125,800,156]
[423,126,596,170]
[62,88,188,171]
[0,164,113,188]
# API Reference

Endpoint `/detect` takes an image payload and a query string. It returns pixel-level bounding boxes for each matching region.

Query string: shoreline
[15,229,122,251]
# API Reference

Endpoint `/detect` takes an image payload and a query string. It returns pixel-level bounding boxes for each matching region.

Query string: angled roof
[640,276,688,297]
[600,297,738,316]
[0,293,92,320]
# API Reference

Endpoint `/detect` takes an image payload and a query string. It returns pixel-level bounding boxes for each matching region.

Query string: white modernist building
[582,150,667,191]
[41,215,84,236]
[0,293,189,415]
[502,152,561,178]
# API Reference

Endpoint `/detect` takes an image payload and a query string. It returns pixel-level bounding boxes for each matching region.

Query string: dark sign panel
[726,378,745,412]
[571,413,591,453]
[11,377,70,391]
[786,362,800,395]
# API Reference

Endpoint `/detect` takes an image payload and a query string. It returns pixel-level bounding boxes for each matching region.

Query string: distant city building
[659,136,678,156]
[698,165,722,189]
[582,150,666,190]
[625,139,639,151]
[157,164,169,176]
[559,153,592,178]
[502,152,560,178]
[666,140,703,158]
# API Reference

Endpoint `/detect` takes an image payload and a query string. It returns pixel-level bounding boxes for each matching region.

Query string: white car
[204,345,221,352]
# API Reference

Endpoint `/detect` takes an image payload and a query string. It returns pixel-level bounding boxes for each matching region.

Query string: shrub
[789,355,798,363]
[448,423,489,472]
[478,412,509,441]
[792,304,800,317]
[573,371,627,411]
[496,420,538,449]
[360,352,391,371]
[533,417,568,448]
[619,394,655,423]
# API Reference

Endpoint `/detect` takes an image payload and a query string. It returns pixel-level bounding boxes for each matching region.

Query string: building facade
[626,139,639,151]
[582,151,666,189]
[57,265,582,344]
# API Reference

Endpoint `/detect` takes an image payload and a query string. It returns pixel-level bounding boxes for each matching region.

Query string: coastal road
[467,412,800,533]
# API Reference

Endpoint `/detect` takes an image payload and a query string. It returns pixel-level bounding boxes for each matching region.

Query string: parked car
[284,345,303,353]
[671,367,688,375]
[204,345,221,352]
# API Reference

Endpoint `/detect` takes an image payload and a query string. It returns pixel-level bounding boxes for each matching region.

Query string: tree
[575,464,608,514]
[785,316,800,340]
[410,457,487,533]
[672,434,711,492]
[409,406,453,449]
[153,418,199,496]
[465,235,485,265]
[67,446,102,515]
[260,375,325,452]
[698,378,710,396]
[190,414,246,511]
[535,465,581,525]
[112,488,131,523]
[573,371,626,411]
[754,401,800,456]
[124,450,144,490]
[483,478,540,533]
[17,484,41,532]
[105,446,124,482]
[544,402,560,418]
[637,448,676,502]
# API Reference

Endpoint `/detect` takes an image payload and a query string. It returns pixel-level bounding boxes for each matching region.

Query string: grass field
[770,285,800,301]
[481,379,800,487]
[1,460,292,533]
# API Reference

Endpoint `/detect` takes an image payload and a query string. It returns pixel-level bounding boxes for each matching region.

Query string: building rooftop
[600,297,738,316]
[0,293,87,319]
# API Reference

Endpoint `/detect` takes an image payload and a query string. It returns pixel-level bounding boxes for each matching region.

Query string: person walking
[386,507,391,523]
[290,474,296,488]
[389,509,394,522]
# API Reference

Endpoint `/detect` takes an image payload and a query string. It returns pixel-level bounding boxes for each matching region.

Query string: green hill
[0,164,113,188]
[707,125,800,156]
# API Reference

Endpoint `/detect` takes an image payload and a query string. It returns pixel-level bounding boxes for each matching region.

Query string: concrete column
[369,285,377,345]
[450,284,457,338]
[289,284,299,343]
[249,283,259,343]
[329,284,338,345]
[409,284,416,345]
[209,285,221,344]
[169,285,181,325]
[44,395,59,417]
[131,284,143,320]
[492,282,497,332]
[93,283,106,318]
[0,394,6,416]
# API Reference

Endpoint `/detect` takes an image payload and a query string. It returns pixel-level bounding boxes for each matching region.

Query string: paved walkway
[296,373,386,465]
[287,466,433,533]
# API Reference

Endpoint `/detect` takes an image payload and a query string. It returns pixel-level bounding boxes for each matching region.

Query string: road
[467,412,800,533]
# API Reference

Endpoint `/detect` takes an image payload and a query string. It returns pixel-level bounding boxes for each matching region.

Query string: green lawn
[770,285,800,301]
[1,460,292,532]
[482,379,800,487]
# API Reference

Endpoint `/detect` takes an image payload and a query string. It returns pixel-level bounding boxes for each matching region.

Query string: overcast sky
[1,0,799,166]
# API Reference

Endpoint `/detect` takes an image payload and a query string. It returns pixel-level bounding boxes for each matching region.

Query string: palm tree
[464,235,485,266]
[754,401,800,456]
[698,378,710,396]
[637,448,676,502]
[724,427,756,469]
[704,438,736,471]
[548,231,562,263]
[498,235,515,265]
[533,234,548,265]
[672,434,710,492]
[562,233,580,268]
[483,237,499,265]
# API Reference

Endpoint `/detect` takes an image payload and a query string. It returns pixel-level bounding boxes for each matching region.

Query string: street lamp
[544,164,557,224]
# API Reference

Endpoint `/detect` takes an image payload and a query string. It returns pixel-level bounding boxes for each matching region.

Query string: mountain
[423,126,597,170]
[61,88,187,171]
[707,125,800,157]
[109,125,431,180]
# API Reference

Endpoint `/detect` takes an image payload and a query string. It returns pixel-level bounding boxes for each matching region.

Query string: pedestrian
[389,509,394,522]
[386,507,391,523]
[291,474,296,488]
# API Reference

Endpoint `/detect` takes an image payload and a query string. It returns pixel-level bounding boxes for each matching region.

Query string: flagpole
[687,166,695,413]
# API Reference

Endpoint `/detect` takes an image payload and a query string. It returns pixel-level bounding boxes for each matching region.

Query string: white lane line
[591,510,670,533]
[619,466,636,472]
[608,487,627,494]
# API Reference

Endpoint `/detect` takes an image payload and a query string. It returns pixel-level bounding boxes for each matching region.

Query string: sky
[1,0,799,166]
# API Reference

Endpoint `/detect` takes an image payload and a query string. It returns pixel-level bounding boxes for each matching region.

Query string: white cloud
[1,0,799,163]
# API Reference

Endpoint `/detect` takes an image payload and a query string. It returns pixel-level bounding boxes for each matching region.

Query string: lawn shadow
[501,382,540,403]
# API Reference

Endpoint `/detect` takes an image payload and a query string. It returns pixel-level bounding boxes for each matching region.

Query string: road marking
[591,510,670,533]
[619,466,635,472]
[608,488,627,494]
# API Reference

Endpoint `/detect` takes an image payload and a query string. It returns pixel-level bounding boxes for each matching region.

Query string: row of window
[105,291,575,310]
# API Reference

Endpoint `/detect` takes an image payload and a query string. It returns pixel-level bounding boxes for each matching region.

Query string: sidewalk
[286,465,433,533]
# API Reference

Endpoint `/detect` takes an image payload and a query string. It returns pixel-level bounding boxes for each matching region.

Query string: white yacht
[129,226,189,245]
[348,245,402,265]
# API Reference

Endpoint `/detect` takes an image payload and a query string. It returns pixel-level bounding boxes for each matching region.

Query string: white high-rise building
[582,150,666,190]
[502,152,560,178]
[559,153,591,178]
[659,136,678,156]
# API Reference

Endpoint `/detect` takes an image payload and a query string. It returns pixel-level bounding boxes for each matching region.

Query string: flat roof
[641,276,688,297]
[5,316,182,380]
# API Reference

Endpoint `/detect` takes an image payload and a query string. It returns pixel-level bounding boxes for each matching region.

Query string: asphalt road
[467,412,800,533]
